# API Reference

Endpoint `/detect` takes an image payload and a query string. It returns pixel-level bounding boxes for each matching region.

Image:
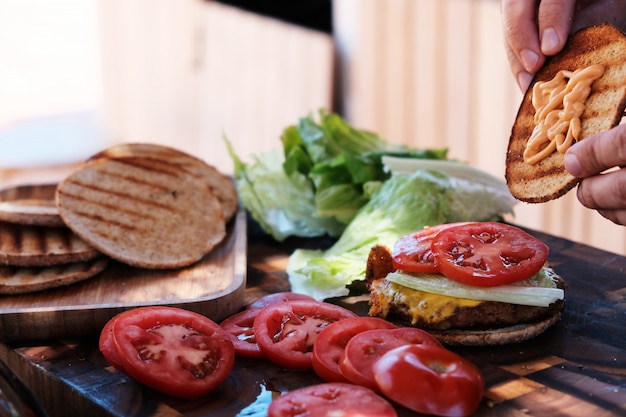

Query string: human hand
[501,0,626,92]
[564,122,626,226]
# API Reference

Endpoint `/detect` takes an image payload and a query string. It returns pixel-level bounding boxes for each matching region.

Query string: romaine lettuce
[227,110,447,241]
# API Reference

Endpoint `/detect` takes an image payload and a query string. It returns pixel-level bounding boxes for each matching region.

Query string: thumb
[564,125,626,178]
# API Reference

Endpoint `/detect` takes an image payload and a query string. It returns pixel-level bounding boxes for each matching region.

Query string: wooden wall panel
[99,0,334,176]
[333,0,626,255]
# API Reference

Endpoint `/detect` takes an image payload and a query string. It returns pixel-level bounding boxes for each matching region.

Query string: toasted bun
[365,244,565,346]
[506,24,626,203]
[0,222,100,267]
[0,184,64,227]
[425,309,562,346]
[0,257,109,294]
[89,143,238,222]
[56,155,226,269]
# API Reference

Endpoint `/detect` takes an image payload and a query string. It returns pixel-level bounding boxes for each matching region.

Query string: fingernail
[541,27,559,53]
[564,153,583,177]
[517,71,533,92]
[520,49,540,72]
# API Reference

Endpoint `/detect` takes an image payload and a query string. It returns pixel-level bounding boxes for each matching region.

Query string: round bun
[56,152,226,269]
[428,306,563,346]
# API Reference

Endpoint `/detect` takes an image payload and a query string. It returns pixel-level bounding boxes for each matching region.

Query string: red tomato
[220,308,264,358]
[312,317,397,383]
[247,292,316,309]
[267,382,397,417]
[432,222,549,287]
[98,314,126,372]
[374,344,484,417]
[111,306,235,399]
[253,300,357,369]
[392,223,470,273]
[339,327,442,391]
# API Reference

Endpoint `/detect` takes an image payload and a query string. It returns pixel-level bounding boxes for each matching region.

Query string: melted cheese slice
[371,280,482,325]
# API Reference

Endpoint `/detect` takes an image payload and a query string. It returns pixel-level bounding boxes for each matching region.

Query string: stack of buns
[0,143,236,294]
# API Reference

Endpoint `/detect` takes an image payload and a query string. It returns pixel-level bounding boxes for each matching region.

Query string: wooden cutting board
[0,185,247,342]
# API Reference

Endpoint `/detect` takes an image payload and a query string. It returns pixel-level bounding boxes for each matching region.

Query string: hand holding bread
[501,0,626,91]
[502,2,626,226]
[505,24,626,207]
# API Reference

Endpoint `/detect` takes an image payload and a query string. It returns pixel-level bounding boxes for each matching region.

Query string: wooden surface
[0,199,247,342]
[1,218,626,416]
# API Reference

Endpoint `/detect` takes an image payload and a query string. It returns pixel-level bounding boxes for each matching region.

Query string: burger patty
[368,278,566,331]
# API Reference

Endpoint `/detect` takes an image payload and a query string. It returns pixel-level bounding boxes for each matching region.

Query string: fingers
[501,0,543,91]
[501,0,576,91]
[567,125,626,226]
[577,170,626,226]
[576,168,626,210]
[565,124,626,178]
[596,208,626,227]
[536,0,576,55]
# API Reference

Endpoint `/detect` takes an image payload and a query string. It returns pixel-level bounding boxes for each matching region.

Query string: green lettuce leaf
[227,110,447,240]
[226,142,344,240]
[287,169,516,301]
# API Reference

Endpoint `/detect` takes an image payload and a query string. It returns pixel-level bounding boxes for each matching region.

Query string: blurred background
[0,0,624,255]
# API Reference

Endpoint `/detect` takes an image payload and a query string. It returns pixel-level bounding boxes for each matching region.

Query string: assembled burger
[365,222,566,346]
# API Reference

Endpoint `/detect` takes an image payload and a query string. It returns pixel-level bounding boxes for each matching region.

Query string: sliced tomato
[98,314,126,372]
[432,222,549,287]
[374,344,484,417]
[312,317,397,383]
[111,306,235,399]
[267,382,397,417]
[220,308,264,358]
[253,300,357,369]
[339,327,442,391]
[247,292,316,310]
[392,223,470,273]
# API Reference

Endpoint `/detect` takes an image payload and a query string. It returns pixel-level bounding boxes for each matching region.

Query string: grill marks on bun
[56,155,227,269]
[0,222,100,267]
[89,143,238,222]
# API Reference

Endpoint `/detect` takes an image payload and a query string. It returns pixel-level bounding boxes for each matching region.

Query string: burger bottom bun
[429,307,563,346]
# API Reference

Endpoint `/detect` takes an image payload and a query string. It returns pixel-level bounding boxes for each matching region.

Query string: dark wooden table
[1,219,626,417]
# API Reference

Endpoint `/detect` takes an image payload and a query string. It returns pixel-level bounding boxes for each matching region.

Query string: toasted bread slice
[89,143,238,221]
[506,24,626,203]
[0,184,64,227]
[56,155,226,269]
[0,257,109,294]
[0,222,100,267]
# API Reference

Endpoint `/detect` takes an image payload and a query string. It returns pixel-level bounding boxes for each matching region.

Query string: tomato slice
[267,382,397,417]
[373,344,484,417]
[392,223,470,273]
[432,222,549,287]
[312,317,397,383]
[339,327,442,391]
[220,308,264,358]
[247,292,316,309]
[253,300,357,369]
[111,306,235,399]
[99,314,126,372]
